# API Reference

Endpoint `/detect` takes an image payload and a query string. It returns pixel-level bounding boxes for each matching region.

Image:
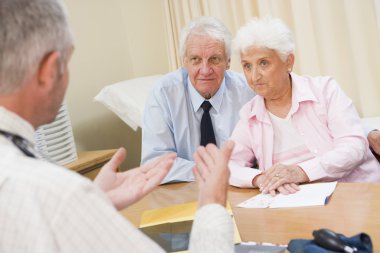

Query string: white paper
[237,182,337,208]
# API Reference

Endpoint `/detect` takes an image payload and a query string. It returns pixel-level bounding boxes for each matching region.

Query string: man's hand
[368,130,380,156]
[94,148,176,210]
[193,141,235,207]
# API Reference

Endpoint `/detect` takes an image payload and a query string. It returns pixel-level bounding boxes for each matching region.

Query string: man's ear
[226,58,231,70]
[37,51,60,90]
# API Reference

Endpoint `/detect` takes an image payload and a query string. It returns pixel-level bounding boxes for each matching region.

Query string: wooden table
[121,182,380,250]
[64,149,118,179]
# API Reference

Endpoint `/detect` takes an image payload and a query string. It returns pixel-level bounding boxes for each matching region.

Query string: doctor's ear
[37,51,61,88]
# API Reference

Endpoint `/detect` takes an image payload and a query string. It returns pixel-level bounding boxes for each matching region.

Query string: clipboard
[140,201,241,252]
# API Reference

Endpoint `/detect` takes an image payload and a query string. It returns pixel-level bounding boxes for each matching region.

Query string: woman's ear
[286,53,295,72]
[37,51,60,90]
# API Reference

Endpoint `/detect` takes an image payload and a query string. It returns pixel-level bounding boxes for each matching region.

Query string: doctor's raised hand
[193,140,235,207]
[190,140,236,253]
[94,147,176,210]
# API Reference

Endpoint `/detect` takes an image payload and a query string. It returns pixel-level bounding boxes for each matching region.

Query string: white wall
[64,0,169,169]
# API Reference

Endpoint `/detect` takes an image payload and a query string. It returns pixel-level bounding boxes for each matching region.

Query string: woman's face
[240,47,294,100]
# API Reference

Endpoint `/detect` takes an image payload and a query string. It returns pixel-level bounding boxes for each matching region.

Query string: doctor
[0,0,235,252]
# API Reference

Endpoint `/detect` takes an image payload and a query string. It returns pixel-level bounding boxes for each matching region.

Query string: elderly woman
[229,17,380,195]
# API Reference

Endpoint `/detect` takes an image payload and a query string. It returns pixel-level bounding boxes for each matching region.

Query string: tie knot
[201,101,212,112]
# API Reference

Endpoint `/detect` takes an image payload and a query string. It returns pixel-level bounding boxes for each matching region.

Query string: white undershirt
[268,112,314,165]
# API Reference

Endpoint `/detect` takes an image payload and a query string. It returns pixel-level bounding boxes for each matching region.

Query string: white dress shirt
[0,106,234,253]
[141,68,254,183]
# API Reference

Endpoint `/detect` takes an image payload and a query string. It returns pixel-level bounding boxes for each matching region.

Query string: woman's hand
[256,163,309,196]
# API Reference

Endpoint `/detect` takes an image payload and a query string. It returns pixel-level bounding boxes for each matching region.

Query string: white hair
[0,0,74,94]
[233,17,295,61]
[179,16,232,61]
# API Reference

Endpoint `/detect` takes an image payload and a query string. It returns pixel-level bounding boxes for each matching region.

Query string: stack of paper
[237,182,337,208]
[235,242,287,253]
[35,102,77,165]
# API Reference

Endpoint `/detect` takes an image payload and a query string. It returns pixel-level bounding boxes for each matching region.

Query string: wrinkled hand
[368,130,380,156]
[258,163,308,196]
[193,141,235,207]
[94,148,176,210]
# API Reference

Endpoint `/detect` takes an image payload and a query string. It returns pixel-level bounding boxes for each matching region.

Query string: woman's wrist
[295,166,309,183]
[251,174,262,188]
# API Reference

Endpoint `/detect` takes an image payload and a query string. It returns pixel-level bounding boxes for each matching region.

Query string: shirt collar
[187,75,226,113]
[248,72,318,120]
[288,72,318,115]
[0,106,36,146]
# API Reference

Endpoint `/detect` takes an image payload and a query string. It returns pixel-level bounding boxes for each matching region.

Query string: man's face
[183,34,230,99]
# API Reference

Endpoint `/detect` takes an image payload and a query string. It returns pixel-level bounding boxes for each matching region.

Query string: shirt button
[300,132,305,136]
[313,149,318,154]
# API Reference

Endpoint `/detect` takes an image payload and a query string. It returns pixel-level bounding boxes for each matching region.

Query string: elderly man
[0,1,235,252]
[141,17,254,183]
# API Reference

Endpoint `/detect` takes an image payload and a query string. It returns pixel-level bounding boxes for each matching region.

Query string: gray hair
[179,16,232,62]
[0,0,74,94]
[233,17,295,61]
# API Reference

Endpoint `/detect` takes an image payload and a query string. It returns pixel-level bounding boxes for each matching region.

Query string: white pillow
[362,116,380,131]
[362,117,380,130]
[94,75,162,131]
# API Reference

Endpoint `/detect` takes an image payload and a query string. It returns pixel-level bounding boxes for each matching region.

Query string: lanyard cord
[0,129,36,158]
